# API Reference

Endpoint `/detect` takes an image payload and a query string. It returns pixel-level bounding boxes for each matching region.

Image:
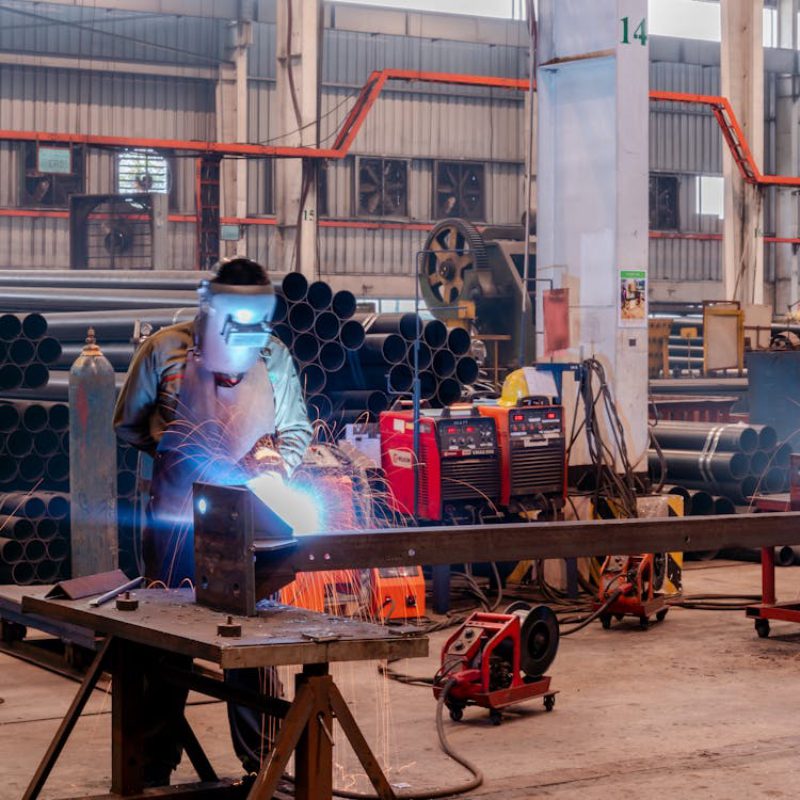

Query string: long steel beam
[252,512,800,596]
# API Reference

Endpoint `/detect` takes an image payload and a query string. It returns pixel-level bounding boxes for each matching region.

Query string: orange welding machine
[478,401,566,511]
[595,553,670,630]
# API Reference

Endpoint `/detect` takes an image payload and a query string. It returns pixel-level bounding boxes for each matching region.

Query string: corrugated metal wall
[0,5,780,290]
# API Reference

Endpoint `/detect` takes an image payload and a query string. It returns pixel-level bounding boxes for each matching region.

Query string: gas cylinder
[69,328,118,576]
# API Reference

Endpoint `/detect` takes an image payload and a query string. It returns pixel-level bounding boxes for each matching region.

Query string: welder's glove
[243,436,287,478]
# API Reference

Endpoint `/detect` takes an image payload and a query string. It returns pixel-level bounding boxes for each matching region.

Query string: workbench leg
[295,665,333,800]
[246,683,316,800]
[762,546,777,605]
[432,564,450,614]
[22,637,112,800]
[177,714,219,783]
[112,640,147,796]
[329,682,397,800]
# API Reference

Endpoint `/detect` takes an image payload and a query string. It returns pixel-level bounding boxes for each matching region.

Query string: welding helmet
[195,279,277,374]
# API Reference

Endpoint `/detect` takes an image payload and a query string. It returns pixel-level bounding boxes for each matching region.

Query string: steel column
[536,0,650,469]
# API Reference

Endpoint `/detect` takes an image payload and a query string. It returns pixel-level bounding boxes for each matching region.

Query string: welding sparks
[246,471,323,535]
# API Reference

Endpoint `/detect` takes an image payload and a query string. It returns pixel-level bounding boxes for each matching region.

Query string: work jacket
[113,320,313,583]
[113,320,312,471]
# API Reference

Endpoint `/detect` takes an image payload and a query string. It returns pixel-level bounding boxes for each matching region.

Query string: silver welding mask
[195,280,277,375]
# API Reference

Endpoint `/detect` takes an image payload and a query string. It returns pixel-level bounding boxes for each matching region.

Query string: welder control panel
[508,407,563,447]
[436,417,497,458]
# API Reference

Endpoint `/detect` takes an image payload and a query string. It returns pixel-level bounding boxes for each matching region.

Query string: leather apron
[144,348,275,585]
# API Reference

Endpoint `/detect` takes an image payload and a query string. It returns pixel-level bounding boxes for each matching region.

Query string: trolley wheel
[489,709,502,726]
[656,608,669,623]
[600,614,612,630]
[614,613,624,622]
[544,694,556,712]
[755,619,771,639]
[639,616,649,630]
[448,705,464,722]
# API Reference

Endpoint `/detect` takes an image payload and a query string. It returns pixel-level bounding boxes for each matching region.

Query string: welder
[114,257,313,786]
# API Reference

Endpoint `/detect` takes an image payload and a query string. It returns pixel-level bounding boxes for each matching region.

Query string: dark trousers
[141,657,282,786]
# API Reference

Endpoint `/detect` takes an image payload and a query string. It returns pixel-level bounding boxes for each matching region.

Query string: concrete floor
[4,560,800,799]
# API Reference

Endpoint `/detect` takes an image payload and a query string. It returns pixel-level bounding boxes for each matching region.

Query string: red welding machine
[433,603,559,725]
[380,408,500,521]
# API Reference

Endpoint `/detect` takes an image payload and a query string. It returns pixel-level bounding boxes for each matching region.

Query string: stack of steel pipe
[0,489,69,585]
[649,420,785,505]
[0,313,62,390]
[272,272,367,425]
[0,399,71,584]
[328,314,475,421]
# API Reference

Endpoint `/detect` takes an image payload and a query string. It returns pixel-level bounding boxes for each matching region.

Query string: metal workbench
[12,587,428,800]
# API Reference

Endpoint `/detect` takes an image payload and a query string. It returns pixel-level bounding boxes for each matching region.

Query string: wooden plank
[252,512,800,595]
[295,666,333,800]
[247,684,316,800]
[20,589,428,668]
[329,681,398,800]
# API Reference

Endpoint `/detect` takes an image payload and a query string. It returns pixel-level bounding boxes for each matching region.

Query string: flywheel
[421,218,489,306]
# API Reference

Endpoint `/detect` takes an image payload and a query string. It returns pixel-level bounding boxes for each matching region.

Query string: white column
[275,0,321,278]
[774,76,799,312]
[778,0,798,49]
[216,20,252,258]
[536,0,650,470]
[721,0,765,305]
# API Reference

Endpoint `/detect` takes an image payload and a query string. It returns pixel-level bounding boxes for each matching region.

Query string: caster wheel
[614,613,624,622]
[755,619,770,639]
[489,710,502,726]
[600,614,612,630]
[656,609,669,623]
[639,616,649,630]
[449,706,463,722]
[544,695,556,712]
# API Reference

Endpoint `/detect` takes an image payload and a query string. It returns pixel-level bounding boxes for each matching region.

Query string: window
[21,142,85,208]
[117,149,170,195]
[649,174,679,230]
[357,157,408,217]
[696,175,724,219]
[434,161,485,221]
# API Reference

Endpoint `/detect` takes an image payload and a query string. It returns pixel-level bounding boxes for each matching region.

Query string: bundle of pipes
[649,420,787,505]
[271,272,367,424]
[0,313,62,390]
[325,312,476,418]
[0,399,71,584]
[0,400,70,492]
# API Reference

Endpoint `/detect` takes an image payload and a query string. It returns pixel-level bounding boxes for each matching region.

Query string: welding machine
[478,401,566,510]
[380,408,501,522]
[433,603,559,725]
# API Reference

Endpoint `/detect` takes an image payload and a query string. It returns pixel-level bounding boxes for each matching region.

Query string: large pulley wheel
[421,218,489,306]
[519,604,559,679]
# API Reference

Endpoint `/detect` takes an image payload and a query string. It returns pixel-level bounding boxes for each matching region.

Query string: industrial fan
[358,158,408,217]
[69,193,167,270]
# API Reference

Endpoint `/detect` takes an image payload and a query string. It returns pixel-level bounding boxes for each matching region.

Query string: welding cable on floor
[671,593,760,611]
[283,677,483,800]
[558,588,624,636]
